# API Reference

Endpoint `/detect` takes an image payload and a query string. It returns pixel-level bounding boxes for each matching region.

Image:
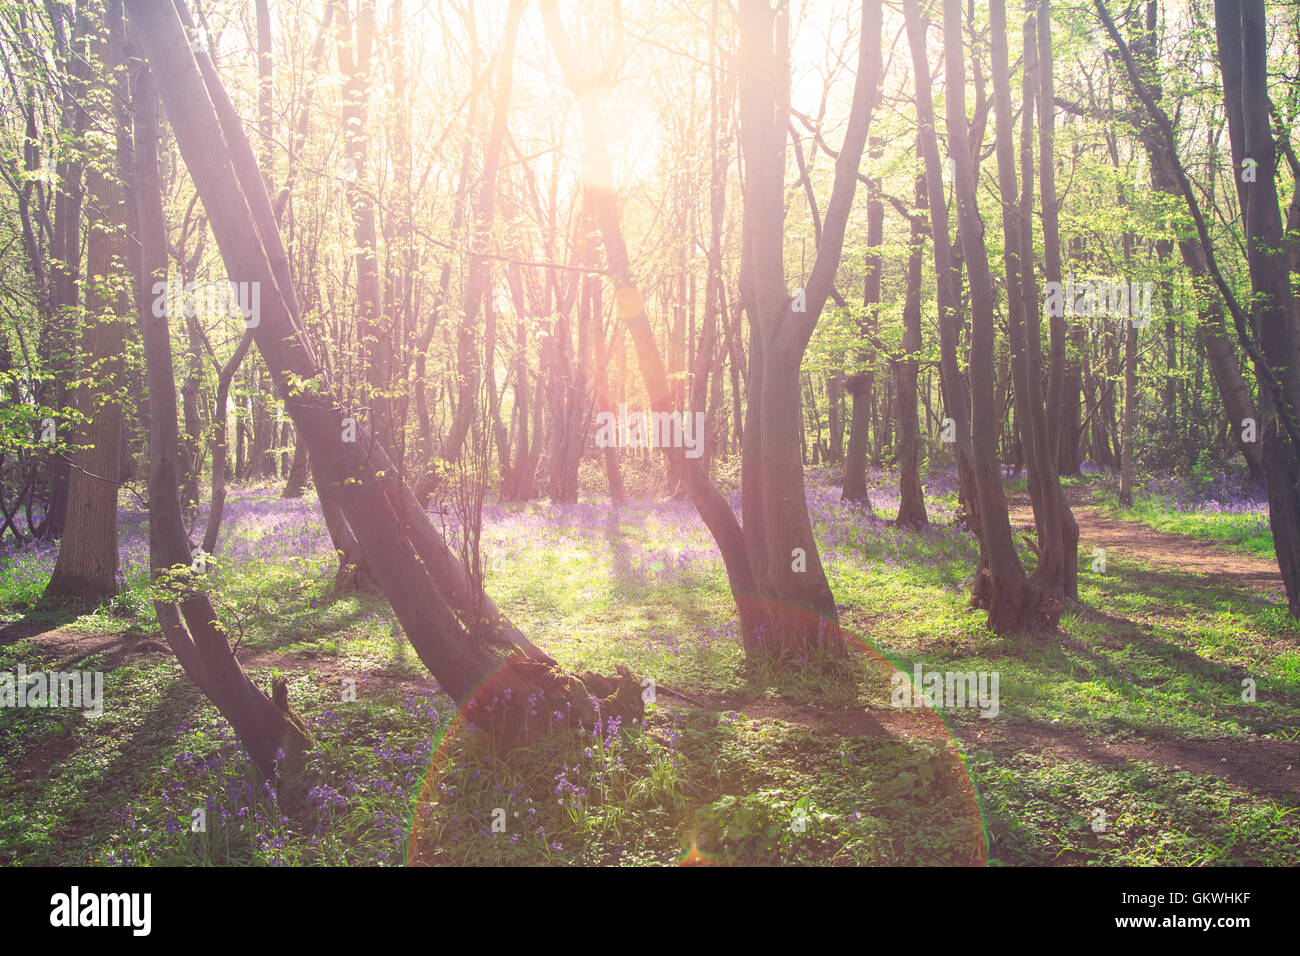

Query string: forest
[0,0,1297,871]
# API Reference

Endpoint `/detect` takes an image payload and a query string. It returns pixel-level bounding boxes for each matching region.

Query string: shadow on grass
[10,671,209,864]
[0,604,83,645]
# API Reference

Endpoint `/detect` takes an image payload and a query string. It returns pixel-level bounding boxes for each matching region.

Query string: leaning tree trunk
[542,0,881,660]
[543,0,767,655]
[130,39,312,777]
[132,0,638,750]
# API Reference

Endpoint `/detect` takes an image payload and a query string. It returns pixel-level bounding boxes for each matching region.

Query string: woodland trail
[1005,483,1285,601]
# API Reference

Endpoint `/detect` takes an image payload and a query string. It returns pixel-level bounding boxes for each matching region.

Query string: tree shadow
[0,605,82,646]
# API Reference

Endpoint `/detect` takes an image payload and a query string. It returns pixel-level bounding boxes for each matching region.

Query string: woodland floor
[1007,483,1286,600]
[1,470,1297,866]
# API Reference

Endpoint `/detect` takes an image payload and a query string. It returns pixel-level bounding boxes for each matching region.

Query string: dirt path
[1006,484,1285,600]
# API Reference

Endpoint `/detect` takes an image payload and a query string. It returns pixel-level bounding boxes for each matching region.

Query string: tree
[990,0,1077,611]
[129,0,636,751]
[44,0,130,606]
[1214,0,1300,614]
[893,139,929,530]
[904,1,982,547]
[129,30,311,776]
[1097,0,1300,615]
[542,0,882,660]
[945,0,1055,633]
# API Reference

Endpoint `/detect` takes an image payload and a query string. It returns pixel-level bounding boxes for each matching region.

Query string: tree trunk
[37,2,91,542]
[201,330,252,555]
[843,168,882,506]
[131,37,312,778]
[336,0,394,462]
[542,0,879,660]
[948,0,1053,633]
[895,141,928,530]
[44,5,128,605]
[135,0,618,749]
[281,436,308,498]
[1023,0,1078,600]
[1119,319,1137,505]
[434,0,525,476]
[1216,0,1300,614]
[904,1,981,549]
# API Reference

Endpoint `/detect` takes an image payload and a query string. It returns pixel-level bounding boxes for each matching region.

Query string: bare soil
[1007,483,1284,599]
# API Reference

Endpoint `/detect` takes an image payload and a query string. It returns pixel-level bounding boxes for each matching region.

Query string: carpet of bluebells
[2,464,1298,867]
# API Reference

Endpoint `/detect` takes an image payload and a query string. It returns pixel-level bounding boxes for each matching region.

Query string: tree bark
[894,141,928,530]
[948,0,1053,633]
[1216,0,1300,614]
[904,1,981,545]
[132,0,636,751]
[130,36,312,777]
[44,3,128,605]
[843,166,882,507]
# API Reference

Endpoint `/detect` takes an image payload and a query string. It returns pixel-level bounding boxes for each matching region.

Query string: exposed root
[985,579,1060,635]
[463,655,645,751]
[270,676,316,805]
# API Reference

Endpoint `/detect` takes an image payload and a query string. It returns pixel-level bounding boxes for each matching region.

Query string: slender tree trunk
[281,436,308,498]
[201,330,252,555]
[1119,319,1137,505]
[895,141,928,529]
[435,0,525,475]
[136,0,627,750]
[843,171,882,506]
[904,1,981,547]
[45,4,128,605]
[38,3,91,542]
[1023,2,1078,600]
[336,0,394,462]
[948,0,1052,633]
[131,38,312,777]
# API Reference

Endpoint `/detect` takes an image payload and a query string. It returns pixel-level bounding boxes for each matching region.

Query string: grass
[1,466,1297,866]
